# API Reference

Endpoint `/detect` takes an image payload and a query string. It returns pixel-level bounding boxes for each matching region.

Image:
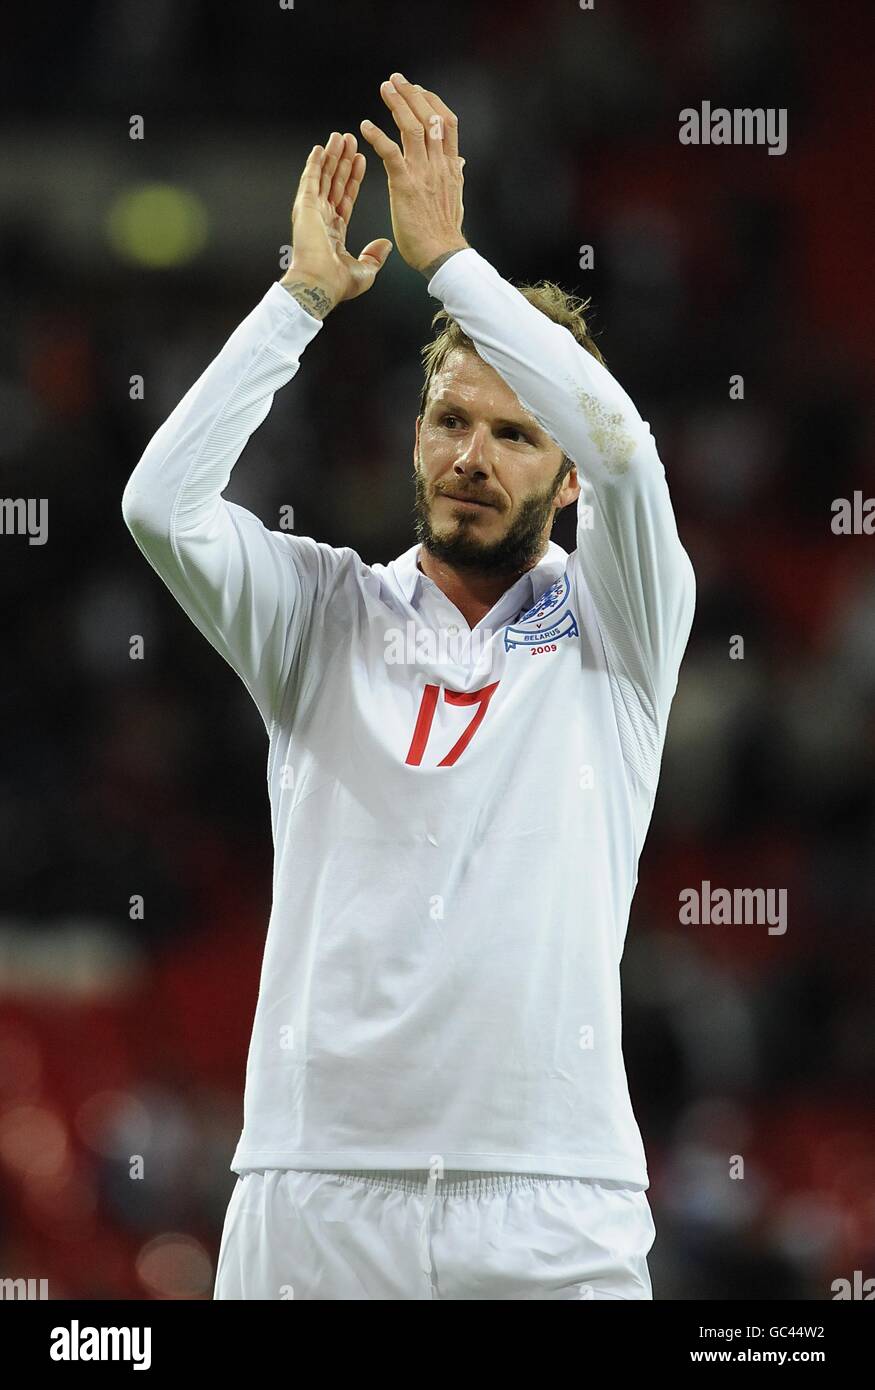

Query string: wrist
[278,272,337,320]
[418,241,470,280]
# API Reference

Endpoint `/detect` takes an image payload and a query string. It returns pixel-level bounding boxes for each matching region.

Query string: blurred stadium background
[1,0,873,1299]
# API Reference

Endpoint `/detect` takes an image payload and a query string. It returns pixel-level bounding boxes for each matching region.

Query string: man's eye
[439,415,529,442]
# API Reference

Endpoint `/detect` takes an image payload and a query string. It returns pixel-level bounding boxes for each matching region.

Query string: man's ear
[413,414,422,467]
[555,465,581,514]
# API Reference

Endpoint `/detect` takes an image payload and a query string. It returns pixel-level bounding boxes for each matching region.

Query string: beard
[413,455,564,577]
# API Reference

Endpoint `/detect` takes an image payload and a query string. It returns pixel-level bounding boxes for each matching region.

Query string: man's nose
[453,426,491,474]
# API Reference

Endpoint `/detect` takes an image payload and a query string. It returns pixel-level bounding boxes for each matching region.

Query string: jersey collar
[387,540,569,609]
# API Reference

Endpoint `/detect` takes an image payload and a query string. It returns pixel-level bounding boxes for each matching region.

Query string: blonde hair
[419,280,605,483]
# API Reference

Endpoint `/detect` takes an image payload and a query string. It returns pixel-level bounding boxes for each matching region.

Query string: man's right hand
[280,132,393,318]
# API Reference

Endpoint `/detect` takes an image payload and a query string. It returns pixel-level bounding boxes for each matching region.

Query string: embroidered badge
[504,573,579,651]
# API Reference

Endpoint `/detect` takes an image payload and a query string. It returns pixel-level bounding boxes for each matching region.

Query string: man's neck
[416,545,543,630]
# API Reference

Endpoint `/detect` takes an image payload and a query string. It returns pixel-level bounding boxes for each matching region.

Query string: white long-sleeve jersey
[121,248,695,1184]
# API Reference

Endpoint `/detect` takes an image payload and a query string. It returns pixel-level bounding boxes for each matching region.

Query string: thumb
[358,238,393,270]
[346,238,393,300]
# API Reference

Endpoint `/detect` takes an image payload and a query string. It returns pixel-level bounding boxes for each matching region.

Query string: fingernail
[384,81,396,94]
[393,72,408,83]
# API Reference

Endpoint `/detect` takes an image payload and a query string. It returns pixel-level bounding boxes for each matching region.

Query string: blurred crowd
[0,0,873,1298]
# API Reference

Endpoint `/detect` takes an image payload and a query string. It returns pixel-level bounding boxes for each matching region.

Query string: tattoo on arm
[420,248,467,280]
[279,280,335,320]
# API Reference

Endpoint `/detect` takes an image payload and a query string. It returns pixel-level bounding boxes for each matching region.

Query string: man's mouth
[438,492,495,509]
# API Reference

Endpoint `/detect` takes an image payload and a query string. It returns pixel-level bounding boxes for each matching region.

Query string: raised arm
[121,134,393,734]
[363,74,695,788]
[425,249,695,747]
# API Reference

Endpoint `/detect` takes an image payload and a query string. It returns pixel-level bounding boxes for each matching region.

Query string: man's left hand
[360,73,469,277]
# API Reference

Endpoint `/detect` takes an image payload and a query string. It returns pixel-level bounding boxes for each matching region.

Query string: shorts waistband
[326,1169,576,1196]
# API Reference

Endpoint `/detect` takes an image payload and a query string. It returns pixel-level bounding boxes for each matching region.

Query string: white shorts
[213,1168,656,1300]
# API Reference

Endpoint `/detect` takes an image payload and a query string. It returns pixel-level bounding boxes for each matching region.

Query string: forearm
[121,282,325,729]
[122,282,322,540]
[427,246,694,720]
[427,247,648,484]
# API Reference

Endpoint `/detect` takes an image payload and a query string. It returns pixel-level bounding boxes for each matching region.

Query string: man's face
[413,349,579,575]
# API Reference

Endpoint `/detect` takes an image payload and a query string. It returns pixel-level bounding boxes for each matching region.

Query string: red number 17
[405,681,500,767]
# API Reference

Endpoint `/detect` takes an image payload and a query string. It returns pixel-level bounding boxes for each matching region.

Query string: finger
[389,73,445,158]
[337,152,366,226]
[327,133,357,210]
[294,145,325,207]
[319,131,344,200]
[416,86,459,159]
[359,118,406,175]
[379,78,426,164]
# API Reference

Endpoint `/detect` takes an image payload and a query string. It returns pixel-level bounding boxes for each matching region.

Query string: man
[122,73,695,1300]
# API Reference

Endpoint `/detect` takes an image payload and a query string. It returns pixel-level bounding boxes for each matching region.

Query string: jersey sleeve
[428,248,696,788]
[121,281,330,735]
